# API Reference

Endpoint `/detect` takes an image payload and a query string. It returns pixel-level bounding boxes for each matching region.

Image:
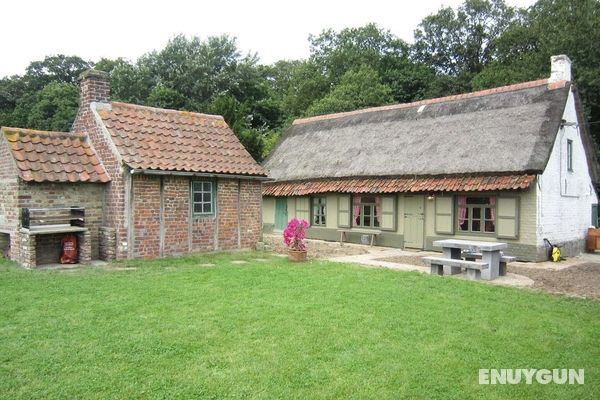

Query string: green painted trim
[380,195,397,232]
[337,195,351,228]
[497,196,520,240]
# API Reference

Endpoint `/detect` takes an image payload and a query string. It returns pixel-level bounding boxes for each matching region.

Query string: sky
[1,0,537,78]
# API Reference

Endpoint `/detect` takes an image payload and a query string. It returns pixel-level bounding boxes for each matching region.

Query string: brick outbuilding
[0,70,267,267]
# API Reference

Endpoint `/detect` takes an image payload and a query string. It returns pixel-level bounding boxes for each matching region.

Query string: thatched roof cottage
[262,55,599,261]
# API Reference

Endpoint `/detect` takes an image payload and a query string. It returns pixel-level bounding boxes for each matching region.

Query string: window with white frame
[192,181,214,215]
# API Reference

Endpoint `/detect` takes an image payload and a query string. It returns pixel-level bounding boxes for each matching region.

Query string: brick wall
[132,175,161,259]
[218,179,240,250]
[130,175,262,258]
[163,176,190,255]
[0,136,18,231]
[17,182,104,259]
[239,180,263,248]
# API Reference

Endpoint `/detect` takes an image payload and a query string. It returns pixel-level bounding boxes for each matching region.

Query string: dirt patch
[509,263,600,300]
[381,255,600,300]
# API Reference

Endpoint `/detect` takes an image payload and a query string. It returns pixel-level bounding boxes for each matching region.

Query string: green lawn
[0,252,598,399]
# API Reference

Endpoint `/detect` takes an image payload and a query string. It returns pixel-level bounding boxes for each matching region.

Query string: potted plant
[283,218,309,262]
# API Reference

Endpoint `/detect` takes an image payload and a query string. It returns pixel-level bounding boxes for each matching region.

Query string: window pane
[193,182,202,192]
[374,218,380,227]
[473,208,481,219]
[194,204,202,213]
[203,203,212,213]
[194,193,202,202]
[313,215,319,225]
[459,221,468,231]
[485,208,492,219]
[472,220,481,232]
[362,196,375,203]
[203,193,211,202]
[364,216,371,226]
[322,215,326,225]
[364,205,371,215]
[203,182,211,192]
[485,221,495,232]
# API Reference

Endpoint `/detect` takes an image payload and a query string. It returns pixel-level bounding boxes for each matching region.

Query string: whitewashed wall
[536,88,598,247]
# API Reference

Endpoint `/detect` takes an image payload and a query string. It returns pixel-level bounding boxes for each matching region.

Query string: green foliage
[413,0,518,77]
[26,82,79,131]
[306,66,393,116]
[146,85,188,110]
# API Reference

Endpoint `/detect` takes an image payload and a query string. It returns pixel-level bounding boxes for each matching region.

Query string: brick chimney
[79,69,110,105]
[71,70,110,133]
[550,55,572,82]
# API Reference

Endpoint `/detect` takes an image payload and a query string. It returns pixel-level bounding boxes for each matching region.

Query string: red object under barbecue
[60,235,78,264]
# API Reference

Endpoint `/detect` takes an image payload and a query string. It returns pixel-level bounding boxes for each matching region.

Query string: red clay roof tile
[96,102,267,177]
[1,127,111,183]
[263,175,535,196]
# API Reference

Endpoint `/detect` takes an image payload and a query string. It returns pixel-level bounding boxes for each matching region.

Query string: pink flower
[283,218,310,251]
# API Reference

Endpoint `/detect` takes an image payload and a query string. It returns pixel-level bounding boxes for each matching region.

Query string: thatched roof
[264,79,571,183]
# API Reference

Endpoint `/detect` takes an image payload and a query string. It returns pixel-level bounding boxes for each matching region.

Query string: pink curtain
[352,195,361,226]
[375,196,382,223]
[458,196,467,225]
[489,197,496,220]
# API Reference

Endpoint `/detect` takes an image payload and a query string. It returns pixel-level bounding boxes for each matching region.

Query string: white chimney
[550,55,572,82]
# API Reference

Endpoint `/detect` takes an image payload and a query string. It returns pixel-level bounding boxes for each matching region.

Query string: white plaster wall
[537,88,598,246]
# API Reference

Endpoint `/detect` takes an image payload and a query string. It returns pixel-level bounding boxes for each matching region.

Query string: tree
[24,55,92,90]
[146,85,188,110]
[473,0,600,141]
[24,82,79,132]
[306,66,393,116]
[413,0,518,77]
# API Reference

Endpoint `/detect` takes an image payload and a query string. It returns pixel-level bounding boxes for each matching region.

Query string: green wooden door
[275,198,288,231]
[404,195,424,248]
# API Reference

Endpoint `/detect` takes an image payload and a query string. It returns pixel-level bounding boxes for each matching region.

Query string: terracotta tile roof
[1,127,110,183]
[97,102,267,177]
[263,175,535,196]
[293,79,565,125]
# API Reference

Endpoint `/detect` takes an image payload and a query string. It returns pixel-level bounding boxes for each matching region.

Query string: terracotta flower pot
[288,249,307,262]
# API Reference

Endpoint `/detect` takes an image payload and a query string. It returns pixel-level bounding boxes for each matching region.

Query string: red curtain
[352,195,361,226]
[458,196,467,225]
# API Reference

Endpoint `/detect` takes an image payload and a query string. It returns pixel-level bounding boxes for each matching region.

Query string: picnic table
[431,239,507,280]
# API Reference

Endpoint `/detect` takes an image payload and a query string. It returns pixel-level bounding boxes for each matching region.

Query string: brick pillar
[99,227,116,261]
[20,233,36,269]
[78,230,92,265]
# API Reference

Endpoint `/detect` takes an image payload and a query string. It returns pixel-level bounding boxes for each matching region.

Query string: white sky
[1,0,536,78]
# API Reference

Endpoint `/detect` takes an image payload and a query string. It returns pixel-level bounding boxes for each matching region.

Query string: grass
[0,251,598,399]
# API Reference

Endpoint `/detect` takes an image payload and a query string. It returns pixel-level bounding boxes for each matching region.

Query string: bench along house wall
[1,70,266,267]
[262,56,599,262]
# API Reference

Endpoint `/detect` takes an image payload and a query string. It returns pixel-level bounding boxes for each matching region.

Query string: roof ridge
[110,101,225,120]
[293,78,566,126]
[1,126,88,139]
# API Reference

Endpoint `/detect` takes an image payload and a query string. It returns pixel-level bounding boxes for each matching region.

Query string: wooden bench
[462,251,516,276]
[21,207,86,233]
[337,228,382,246]
[423,256,489,280]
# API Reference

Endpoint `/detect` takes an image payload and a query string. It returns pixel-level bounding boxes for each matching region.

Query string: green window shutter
[496,197,519,239]
[380,196,396,231]
[338,195,351,228]
[435,196,454,234]
[295,197,310,222]
[592,204,598,227]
